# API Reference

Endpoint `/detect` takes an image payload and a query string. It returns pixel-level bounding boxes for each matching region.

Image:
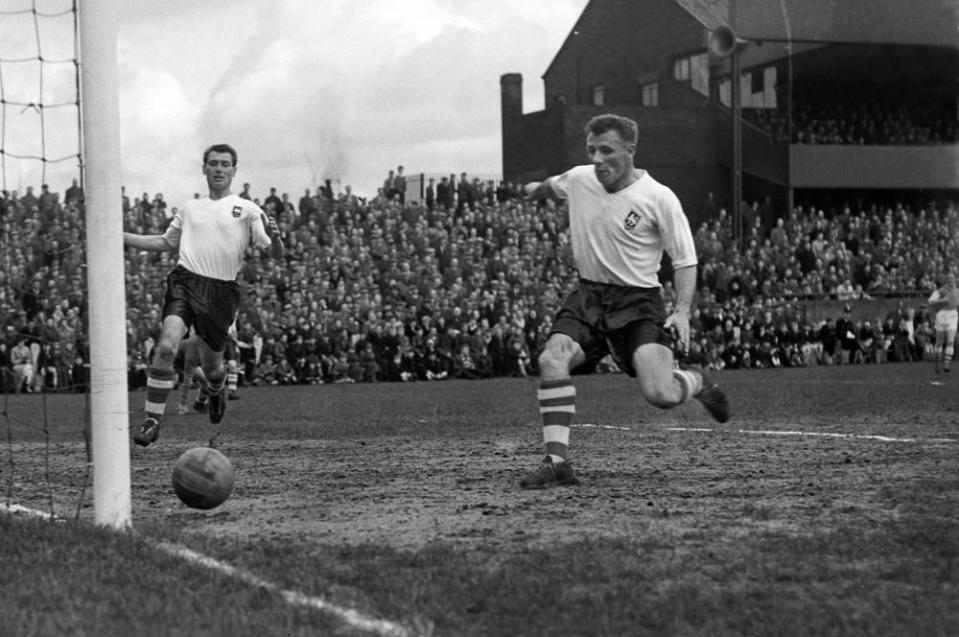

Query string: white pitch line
[0,502,63,520]
[571,423,632,431]
[665,427,957,444]
[157,543,411,637]
[1,503,410,637]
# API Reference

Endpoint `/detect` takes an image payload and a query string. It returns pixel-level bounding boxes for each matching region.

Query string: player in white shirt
[927,272,959,373]
[123,143,284,446]
[520,114,730,489]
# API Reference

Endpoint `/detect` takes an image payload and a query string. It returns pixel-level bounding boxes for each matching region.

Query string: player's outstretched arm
[122,232,174,252]
[926,289,948,312]
[523,179,558,202]
[664,265,697,355]
[261,212,285,259]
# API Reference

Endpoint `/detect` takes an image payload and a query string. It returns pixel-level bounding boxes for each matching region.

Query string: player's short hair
[203,143,238,166]
[584,114,638,145]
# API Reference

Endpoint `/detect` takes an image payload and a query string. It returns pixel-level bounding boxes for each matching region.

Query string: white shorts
[934,309,958,332]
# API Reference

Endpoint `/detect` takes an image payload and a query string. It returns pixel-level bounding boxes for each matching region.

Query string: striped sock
[672,368,703,403]
[145,367,176,422]
[227,360,238,394]
[538,379,576,462]
[207,372,225,396]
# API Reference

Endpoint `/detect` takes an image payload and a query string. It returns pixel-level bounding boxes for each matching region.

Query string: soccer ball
[172,447,235,510]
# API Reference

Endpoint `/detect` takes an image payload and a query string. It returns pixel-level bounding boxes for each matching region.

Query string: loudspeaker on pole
[708,24,744,58]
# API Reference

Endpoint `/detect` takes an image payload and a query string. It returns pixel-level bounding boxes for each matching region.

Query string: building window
[591,84,605,106]
[673,53,709,97]
[641,82,658,107]
[717,66,778,108]
[719,78,731,107]
[690,53,709,96]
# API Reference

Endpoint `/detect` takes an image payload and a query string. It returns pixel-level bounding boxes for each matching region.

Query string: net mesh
[1,0,91,520]
[0,0,81,192]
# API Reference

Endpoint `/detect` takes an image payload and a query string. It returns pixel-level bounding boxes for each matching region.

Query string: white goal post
[78,0,132,529]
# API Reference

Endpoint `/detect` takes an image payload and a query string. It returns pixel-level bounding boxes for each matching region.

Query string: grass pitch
[2,362,958,636]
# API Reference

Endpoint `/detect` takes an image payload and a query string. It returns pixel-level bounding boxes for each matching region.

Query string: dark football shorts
[163,265,240,353]
[549,279,672,377]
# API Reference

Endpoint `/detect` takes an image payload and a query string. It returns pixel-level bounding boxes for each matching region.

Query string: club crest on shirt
[231,206,242,218]
[624,209,641,230]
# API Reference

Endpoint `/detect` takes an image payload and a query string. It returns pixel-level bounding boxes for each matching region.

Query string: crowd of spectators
[690,193,957,370]
[746,97,958,145]
[1,171,955,393]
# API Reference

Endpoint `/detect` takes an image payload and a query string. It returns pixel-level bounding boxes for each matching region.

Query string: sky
[0,0,589,205]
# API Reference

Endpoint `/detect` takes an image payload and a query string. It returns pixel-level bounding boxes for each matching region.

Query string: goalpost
[78,0,131,529]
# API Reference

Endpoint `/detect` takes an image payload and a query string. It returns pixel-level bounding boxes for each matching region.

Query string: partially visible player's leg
[225,340,240,399]
[943,325,956,372]
[176,339,203,414]
[631,333,730,423]
[177,364,195,414]
[198,342,228,425]
[634,342,692,407]
[191,366,210,411]
[933,329,944,373]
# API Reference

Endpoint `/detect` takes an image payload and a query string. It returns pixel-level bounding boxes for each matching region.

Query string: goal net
[0,0,81,193]
[1,0,131,528]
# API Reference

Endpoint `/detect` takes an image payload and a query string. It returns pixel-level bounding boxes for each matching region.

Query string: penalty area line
[665,427,957,444]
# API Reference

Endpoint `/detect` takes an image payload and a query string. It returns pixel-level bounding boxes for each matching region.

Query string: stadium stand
[0,175,955,390]
[745,99,959,146]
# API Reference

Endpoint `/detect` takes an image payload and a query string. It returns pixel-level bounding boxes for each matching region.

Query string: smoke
[114,0,589,202]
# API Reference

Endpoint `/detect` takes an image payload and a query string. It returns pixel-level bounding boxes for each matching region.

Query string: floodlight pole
[78,0,132,530]
[731,47,743,249]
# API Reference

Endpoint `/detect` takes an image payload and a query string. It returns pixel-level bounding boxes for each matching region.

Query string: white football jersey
[548,165,697,288]
[929,285,959,330]
[929,286,959,311]
[163,195,273,281]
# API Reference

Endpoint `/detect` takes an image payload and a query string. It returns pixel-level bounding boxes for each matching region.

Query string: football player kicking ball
[123,143,284,446]
[520,113,730,489]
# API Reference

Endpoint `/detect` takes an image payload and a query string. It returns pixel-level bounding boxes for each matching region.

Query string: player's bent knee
[153,345,176,364]
[538,347,571,377]
[640,383,681,409]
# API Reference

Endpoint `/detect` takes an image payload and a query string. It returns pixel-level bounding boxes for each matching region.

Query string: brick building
[501,0,958,232]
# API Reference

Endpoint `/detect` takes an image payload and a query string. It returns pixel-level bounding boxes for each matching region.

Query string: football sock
[227,360,238,394]
[179,369,195,406]
[196,383,210,405]
[145,367,177,422]
[207,376,225,396]
[539,379,575,462]
[672,368,703,403]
